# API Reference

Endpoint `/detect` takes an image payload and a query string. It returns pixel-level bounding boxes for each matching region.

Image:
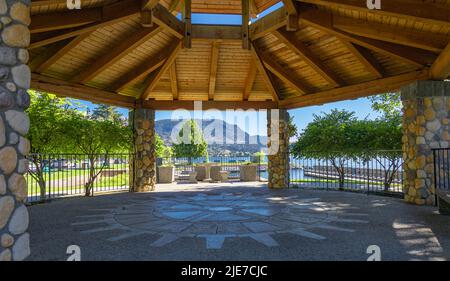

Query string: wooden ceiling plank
[333,16,449,54]
[35,33,91,73]
[254,44,310,95]
[29,40,70,72]
[273,29,342,87]
[110,40,181,93]
[243,59,258,100]
[296,0,450,28]
[297,7,437,68]
[280,70,429,108]
[73,26,163,84]
[208,41,221,100]
[250,43,279,101]
[340,40,384,79]
[141,41,183,99]
[430,43,450,80]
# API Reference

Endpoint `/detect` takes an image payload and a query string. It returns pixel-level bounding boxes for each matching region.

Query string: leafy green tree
[172,120,208,163]
[291,109,364,190]
[366,93,403,191]
[62,110,131,196]
[368,93,402,119]
[27,90,71,201]
[91,104,125,124]
[156,134,172,158]
[288,115,298,139]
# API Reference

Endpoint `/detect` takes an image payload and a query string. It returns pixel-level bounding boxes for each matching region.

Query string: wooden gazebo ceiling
[29,0,450,110]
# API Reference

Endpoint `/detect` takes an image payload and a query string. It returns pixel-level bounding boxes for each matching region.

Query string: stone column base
[401,81,450,205]
[129,108,156,192]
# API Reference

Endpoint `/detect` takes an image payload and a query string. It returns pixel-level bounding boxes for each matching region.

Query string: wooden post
[242,0,250,50]
[183,0,192,48]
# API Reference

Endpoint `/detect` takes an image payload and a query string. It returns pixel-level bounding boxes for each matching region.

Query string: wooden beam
[73,26,163,84]
[139,100,279,110]
[141,41,182,99]
[250,7,286,40]
[142,0,160,10]
[31,0,139,33]
[242,0,250,50]
[152,3,184,39]
[273,29,342,87]
[296,0,450,28]
[31,73,135,108]
[282,0,298,31]
[169,0,182,12]
[255,45,310,95]
[191,25,242,41]
[169,62,179,100]
[251,44,279,101]
[28,39,71,72]
[183,0,192,48]
[31,73,278,110]
[340,40,384,78]
[30,24,95,49]
[208,41,220,100]
[297,7,437,68]
[279,70,429,108]
[250,0,258,18]
[30,8,101,33]
[110,40,181,92]
[430,43,450,80]
[35,33,91,73]
[333,16,449,54]
[243,59,258,100]
[30,2,183,47]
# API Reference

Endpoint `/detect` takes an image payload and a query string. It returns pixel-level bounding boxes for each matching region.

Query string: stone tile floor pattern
[28,182,450,261]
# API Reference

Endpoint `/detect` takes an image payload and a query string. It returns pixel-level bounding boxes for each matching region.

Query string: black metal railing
[433,148,449,191]
[26,153,130,204]
[289,151,404,197]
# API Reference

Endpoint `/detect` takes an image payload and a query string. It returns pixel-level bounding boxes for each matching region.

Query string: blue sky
[75,2,382,138]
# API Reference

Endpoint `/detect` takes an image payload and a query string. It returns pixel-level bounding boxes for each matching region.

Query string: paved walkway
[28,182,450,261]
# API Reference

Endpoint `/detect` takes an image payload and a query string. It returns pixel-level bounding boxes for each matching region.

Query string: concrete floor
[28,182,450,261]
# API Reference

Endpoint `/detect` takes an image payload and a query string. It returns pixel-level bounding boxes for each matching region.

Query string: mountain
[155,119,267,156]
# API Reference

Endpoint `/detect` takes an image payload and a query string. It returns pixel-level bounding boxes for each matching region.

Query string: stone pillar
[401,80,450,206]
[267,109,290,188]
[129,108,156,192]
[0,0,31,261]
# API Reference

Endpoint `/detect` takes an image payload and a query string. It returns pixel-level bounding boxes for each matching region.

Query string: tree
[62,110,131,196]
[172,120,208,163]
[288,115,298,139]
[368,93,402,119]
[91,104,125,124]
[366,93,403,191]
[291,109,363,190]
[27,90,71,201]
[156,134,172,158]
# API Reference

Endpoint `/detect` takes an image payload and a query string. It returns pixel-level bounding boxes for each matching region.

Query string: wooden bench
[436,189,450,215]
[100,169,126,178]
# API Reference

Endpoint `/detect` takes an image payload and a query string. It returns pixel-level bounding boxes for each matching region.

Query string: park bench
[100,169,127,178]
[436,188,450,215]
